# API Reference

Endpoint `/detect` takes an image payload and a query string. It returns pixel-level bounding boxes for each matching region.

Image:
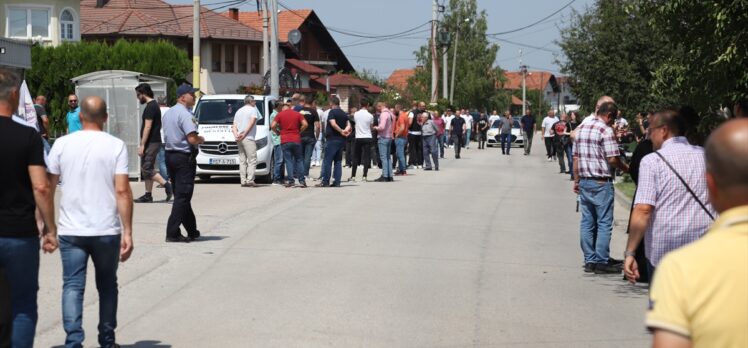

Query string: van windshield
[195,99,266,125]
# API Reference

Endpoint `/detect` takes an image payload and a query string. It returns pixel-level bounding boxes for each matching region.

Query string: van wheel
[198,175,211,182]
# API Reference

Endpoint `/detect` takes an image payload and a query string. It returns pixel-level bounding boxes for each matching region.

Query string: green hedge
[26,39,191,136]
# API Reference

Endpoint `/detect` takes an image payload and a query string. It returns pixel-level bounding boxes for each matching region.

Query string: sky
[175,0,596,79]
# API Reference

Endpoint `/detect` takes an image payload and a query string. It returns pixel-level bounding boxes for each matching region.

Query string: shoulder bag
[654,151,715,221]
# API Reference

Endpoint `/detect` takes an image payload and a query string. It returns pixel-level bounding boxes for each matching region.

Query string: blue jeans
[500,133,512,154]
[437,134,446,157]
[272,144,284,182]
[395,137,408,172]
[59,235,121,348]
[579,179,614,264]
[0,237,39,348]
[377,138,393,178]
[465,129,472,147]
[301,137,316,177]
[565,144,573,179]
[281,142,304,184]
[312,136,324,162]
[157,145,169,182]
[422,135,439,169]
[321,138,345,185]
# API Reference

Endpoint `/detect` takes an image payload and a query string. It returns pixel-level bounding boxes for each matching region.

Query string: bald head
[80,96,108,123]
[595,96,615,112]
[705,119,748,211]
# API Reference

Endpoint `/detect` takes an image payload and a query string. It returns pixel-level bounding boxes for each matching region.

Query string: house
[386,68,416,91]
[310,73,381,111]
[0,37,32,75]
[555,76,578,107]
[501,70,571,111]
[2,0,80,46]
[225,8,354,80]
[80,0,264,94]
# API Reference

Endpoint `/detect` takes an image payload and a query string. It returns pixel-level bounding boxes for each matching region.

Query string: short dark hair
[0,68,20,102]
[135,83,154,98]
[330,96,341,106]
[653,109,687,137]
[597,102,618,117]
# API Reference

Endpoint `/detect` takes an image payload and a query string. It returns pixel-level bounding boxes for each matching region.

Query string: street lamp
[449,17,471,105]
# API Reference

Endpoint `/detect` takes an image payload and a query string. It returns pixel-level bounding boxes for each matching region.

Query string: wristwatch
[624,251,636,258]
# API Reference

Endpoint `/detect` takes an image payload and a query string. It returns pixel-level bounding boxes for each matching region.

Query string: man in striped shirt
[573,101,629,274]
[623,109,716,283]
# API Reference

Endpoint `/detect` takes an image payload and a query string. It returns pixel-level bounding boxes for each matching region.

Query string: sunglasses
[69,100,78,103]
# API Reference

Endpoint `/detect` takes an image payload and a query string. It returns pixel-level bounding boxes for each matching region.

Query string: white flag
[17,80,38,131]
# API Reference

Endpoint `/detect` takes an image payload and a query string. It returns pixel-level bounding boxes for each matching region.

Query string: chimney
[96,0,110,8]
[228,8,239,20]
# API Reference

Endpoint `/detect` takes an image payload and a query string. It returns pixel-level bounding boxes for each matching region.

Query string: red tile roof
[285,58,327,75]
[312,74,382,94]
[385,69,415,90]
[501,71,555,91]
[225,9,312,43]
[511,95,525,106]
[80,0,261,41]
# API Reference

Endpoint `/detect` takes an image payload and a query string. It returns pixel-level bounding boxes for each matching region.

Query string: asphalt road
[34,137,650,348]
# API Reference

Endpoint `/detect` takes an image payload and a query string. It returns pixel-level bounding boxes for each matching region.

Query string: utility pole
[449,21,459,105]
[192,0,200,92]
[430,0,438,104]
[261,0,269,75]
[269,0,279,97]
[442,45,448,100]
[520,50,527,116]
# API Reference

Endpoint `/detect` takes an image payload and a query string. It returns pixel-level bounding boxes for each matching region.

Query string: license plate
[209,158,236,165]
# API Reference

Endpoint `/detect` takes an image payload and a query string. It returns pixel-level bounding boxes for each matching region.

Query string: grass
[615,173,636,199]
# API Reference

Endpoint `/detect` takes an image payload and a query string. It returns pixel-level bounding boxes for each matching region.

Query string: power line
[487,0,575,36]
[340,29,431,48]
[490,38,558,53]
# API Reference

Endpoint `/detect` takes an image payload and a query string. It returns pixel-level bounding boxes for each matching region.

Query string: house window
[211,43,221,72]
[224,44,235,73]
[237,45,247,73]
[250,46,260,74]
[7,7,50,39]
[59,9,76,41]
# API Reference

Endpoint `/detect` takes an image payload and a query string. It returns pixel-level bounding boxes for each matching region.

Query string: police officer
[163,83,204,243]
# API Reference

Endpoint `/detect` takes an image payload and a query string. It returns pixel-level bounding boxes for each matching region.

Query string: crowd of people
[1,62,746,348]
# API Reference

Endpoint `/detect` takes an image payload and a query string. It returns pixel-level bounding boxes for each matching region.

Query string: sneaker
[272,181,282,186]
[347,177,357,182]
[584,263,596,273]
[374,176,387,182]
[315,183,329,188]
[361,176,367,182]
[164,183,173,202]
[284,182,295,188]
[245,181,258,187]
[134,194,153,203]
[594,263,622,274]
[547,157,552,162]
[296,182,307,188]
[417,165,422,169]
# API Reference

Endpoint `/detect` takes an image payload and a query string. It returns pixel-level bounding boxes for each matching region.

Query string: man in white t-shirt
[350,103,374,181]
[312,100,326,167]
[488,110,501,124]
[47,96,134,348]
[541,110,559,161]
[232,95,260,187]
[444,109,454,147]
[157,96,170,183]
[461,110,473,149]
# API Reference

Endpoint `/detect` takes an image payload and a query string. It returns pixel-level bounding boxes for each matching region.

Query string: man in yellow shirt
[646,118,748,348]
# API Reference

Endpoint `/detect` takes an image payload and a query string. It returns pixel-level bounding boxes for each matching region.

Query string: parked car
[486,117,524,148]
[194,94,278,183]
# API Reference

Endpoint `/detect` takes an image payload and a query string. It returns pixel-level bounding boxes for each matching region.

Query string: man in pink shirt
[432,111,446,158]
[373,102,395,182]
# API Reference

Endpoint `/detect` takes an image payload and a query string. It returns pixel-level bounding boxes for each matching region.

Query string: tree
[26,39,191,136]
[556,0,668,116]
[409,0,504,111]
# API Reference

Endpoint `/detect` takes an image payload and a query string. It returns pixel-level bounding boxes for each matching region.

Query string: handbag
[654,151,715,221]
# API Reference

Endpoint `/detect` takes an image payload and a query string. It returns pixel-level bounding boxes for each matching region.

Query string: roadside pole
[193,0,200,92]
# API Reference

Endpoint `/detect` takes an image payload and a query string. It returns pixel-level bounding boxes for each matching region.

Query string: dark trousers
[556,142,568,172]
[166,152,198,239]
[351,138,373,177]
[452,133,463,157]
[544,137,554,158]
[320,138,345,185]
[407,134,423,166]
[0,267,9,348]
[500,133,512,154]
[345,138,354,166]
[301,137,316,177]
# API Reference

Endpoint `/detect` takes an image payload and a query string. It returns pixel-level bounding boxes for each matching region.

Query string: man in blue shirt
[162,84,204,243]
[66,94,82,134]
[316,97,351,187]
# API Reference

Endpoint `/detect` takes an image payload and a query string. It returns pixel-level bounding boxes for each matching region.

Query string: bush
[26,39,191,136]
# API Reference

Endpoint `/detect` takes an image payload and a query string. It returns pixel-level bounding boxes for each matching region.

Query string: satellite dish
[288,29,302,45]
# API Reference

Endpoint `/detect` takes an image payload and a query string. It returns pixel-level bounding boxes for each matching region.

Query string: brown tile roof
[511,95,525,106]
[80,0,261,41]
[312,74,382,94]
[501,71,555,91]
[225,9,312,43]
[286,58,327,75]
[385,69,415,90]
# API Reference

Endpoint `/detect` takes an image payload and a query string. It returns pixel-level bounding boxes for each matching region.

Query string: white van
[194,94,278,183]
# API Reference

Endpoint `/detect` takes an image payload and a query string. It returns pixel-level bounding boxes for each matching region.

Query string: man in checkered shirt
[623,109,716,283]
[573,101,629,274]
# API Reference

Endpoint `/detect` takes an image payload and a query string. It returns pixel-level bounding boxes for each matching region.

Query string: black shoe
[164,183,173,202]
[424,167,433,171]
[374,176,387,182]
[387,177,394,182]
[607,257,623,266]
[435,167,439,171]
[315,183,330,188]
[584,263,596,273]
[594,263,622,274]
[188,230,201,241]
[165,235,190,243]
[331,183,341,187]
[134,194,153,203]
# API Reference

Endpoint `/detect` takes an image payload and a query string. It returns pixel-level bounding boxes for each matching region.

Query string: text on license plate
[209,158,236,165]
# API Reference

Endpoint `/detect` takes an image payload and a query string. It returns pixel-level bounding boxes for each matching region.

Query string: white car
[486,117,524,148]
[194,94,278,183]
